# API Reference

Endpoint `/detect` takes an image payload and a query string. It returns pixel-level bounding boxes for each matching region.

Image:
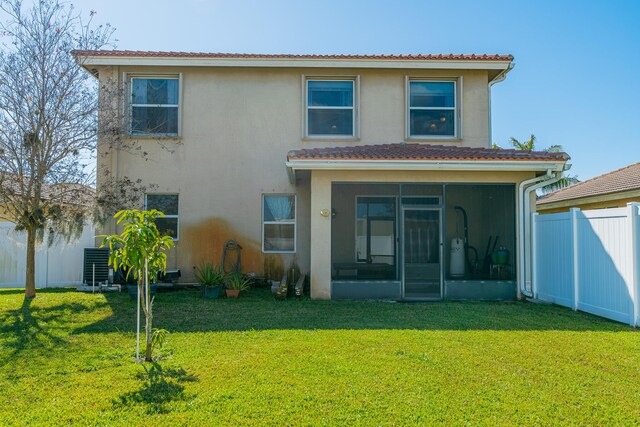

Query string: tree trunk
[144,280,153,361]
[25,225,36,299]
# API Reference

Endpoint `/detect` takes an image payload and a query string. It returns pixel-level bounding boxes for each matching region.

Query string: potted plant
[275,279,288,300]
[127,277,158,299]
[225,272,251,299]
[195,262,226,299]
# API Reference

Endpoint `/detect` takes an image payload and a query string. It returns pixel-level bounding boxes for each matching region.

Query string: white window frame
[144,193,180,241]
[262,194,297,253]
[128,74,182,137]
[304,76,359,139]
[406,78,460,139]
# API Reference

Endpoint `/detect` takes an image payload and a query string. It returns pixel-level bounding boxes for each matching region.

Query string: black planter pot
[201,285,221,299]
[127,284,158,300]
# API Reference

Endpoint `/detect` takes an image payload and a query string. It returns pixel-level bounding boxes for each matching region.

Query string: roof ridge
[72,50,514,61]
[541,161,640,199]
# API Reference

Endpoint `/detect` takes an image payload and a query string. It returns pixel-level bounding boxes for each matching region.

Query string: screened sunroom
[330,183,516,300]
[286,142,569,300]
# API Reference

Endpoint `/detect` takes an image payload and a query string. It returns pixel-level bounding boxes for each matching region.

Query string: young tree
[101,209,174,362]
[0,0,113,298]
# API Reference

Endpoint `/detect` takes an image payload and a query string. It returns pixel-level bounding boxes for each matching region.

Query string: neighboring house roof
[0,175,95,207]
[288,143,568,162]
[285,144,569,183]
[72,50,514,81]
[538,162,640,205]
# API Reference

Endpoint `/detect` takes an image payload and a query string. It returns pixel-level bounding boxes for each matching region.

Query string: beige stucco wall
[95,64,499,283]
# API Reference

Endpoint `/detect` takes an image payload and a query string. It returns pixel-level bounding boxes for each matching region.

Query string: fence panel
[0,222,96,288]
[534,205,638,325]
[535,212,574,307]
[576,209,633,324]
[0,223,22,286]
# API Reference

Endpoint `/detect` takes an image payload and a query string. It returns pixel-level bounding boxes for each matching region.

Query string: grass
[0,288,639,426]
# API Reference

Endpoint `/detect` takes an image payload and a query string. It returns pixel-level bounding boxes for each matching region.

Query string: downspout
[518,169,565,298]
[518,173,549,297]
[487,63,514,147]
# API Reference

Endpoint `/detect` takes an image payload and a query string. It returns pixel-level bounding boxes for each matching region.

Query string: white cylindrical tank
[450,238,465,277]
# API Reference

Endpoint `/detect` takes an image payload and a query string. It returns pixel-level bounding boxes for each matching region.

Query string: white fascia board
[79,56,512,71]
[286,159,566,173]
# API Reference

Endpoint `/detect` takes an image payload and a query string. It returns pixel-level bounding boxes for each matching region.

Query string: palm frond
[545,144,564,153]
[538,174,580,195]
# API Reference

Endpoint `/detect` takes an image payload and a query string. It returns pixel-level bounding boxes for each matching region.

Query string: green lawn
[0,288,639,426]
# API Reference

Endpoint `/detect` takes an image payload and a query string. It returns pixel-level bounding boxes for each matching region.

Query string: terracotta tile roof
[538,162,640,205]
[287,143,569,162]
[72,50,513,62]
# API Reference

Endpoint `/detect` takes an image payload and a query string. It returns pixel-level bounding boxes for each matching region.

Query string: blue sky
[74,0,640,180]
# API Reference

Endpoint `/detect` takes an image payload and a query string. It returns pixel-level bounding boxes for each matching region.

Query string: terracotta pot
[226,289,240,299]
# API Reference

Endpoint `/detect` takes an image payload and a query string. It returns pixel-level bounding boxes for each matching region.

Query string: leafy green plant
[100,209,174,362]
[194,263,227,286]
[275,280,288,300]
[151,328,169,352]
[225,273,251,292]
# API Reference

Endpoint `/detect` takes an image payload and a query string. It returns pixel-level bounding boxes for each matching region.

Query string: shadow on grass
[0,298,103,366]
[0,299,67,365]
[0,287,79,296]
[115,361,198,414]
[73,287,634,334]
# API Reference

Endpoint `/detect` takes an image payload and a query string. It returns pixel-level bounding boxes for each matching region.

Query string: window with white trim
[306,79,355,137]
[408,80,457,137]
[262,194,296,253]
[145,194,179,240]
[130,76,179,135]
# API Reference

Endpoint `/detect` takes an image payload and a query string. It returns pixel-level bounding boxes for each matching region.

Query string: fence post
[44,241,49,289]
[571,208,580,311]
[531,212,539,299]
[628,202,639,327]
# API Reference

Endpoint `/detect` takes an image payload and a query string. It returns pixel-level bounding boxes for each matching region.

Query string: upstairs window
[145,194,179,240]
[131,77,179,135]
[306,79,355,137]
[408,81,457,138]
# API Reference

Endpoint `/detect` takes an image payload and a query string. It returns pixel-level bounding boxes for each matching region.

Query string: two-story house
[75,50,569,300]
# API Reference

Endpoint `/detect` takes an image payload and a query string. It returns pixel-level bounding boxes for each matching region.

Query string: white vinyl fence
[0,222,96,288]
[533,203,640,326]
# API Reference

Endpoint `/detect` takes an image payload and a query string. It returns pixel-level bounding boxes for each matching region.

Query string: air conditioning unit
[83,248,110,286]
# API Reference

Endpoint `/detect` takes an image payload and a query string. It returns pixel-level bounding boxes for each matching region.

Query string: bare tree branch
[0,0,115,298]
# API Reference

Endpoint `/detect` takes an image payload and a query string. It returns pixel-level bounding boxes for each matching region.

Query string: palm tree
[495,134,580,195]
[538,174,580,195]
[509,134,537,151]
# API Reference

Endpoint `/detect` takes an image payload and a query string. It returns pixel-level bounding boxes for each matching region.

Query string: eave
[285,159,567,184]
[75,56,512,75]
